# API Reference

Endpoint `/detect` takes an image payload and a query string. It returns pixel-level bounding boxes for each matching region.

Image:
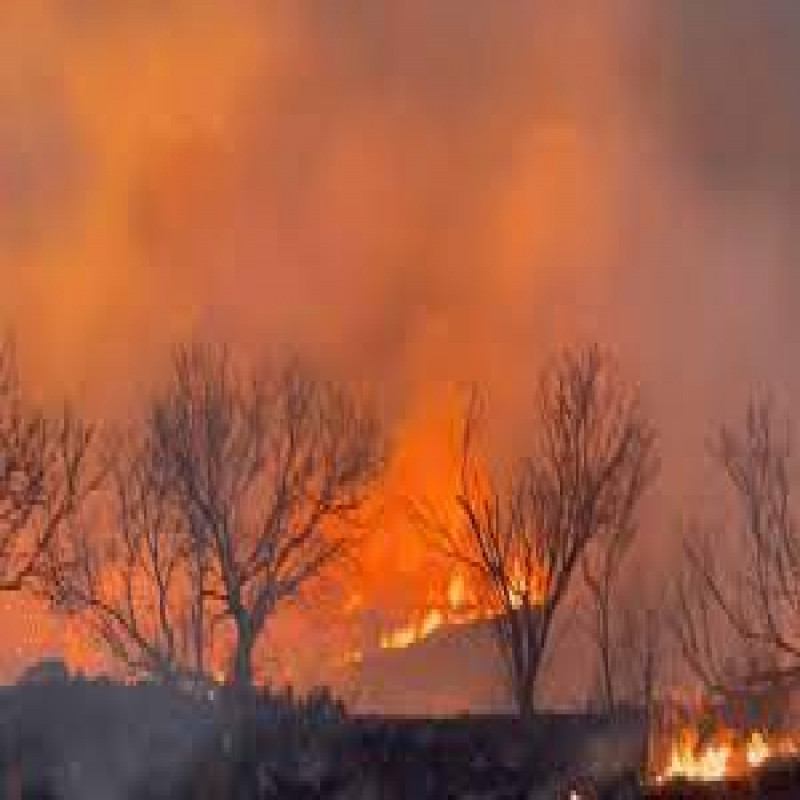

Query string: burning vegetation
[4,3,800,796]
[3,332,800,797]
[654,726,793,784]
[378,572,483,651]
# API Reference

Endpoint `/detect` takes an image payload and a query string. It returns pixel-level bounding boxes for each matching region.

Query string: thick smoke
[2,1,800,693]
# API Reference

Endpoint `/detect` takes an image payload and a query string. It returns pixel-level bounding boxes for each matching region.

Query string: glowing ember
[380,624,419,651]
[509,563,548,609]
[340,650,363,667]
[448,573,466,610]
[745,731,770,769]
[419,609,444,638]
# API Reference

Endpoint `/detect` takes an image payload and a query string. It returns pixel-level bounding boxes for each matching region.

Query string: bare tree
[581,532,668,717]
[40,432,208,686]
[674,400,800,700]
[148,344,384,691]
[579,593,666,776]
[417,345,658,717]
[624,601,665,709]
[0,338,98,592]
[582,521,636,714]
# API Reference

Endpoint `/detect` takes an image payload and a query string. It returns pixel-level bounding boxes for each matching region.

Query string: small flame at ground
[656,726,798,784]
[746,731,770,769]
[657,728,731,783]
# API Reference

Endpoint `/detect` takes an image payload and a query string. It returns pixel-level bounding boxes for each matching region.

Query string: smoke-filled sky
[2,1,800,684]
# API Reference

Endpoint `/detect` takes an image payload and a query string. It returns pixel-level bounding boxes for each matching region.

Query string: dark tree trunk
[232,616,255,694]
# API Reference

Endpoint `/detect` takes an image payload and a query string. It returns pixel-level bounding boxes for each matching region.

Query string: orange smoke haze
[3,1,800,690]
[0,2,630,405]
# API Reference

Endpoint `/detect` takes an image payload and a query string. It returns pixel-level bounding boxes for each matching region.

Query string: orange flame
[657,727,732,783]
[655,726,798,784]
[379,573,473,650]
[378,565,548,652]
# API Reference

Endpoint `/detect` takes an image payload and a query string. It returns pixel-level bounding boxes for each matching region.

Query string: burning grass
[654,727,798,784]
[644,697,800,799]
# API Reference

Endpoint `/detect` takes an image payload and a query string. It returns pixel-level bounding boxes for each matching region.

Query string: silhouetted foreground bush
[0,675,660,798]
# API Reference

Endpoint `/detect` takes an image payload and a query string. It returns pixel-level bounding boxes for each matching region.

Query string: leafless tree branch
[415,345,658,717]
[673,400,800,700]
[0,338,100,592]
[148,343,384,690]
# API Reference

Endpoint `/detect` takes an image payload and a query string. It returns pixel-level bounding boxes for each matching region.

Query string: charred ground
[0,668,647,799]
